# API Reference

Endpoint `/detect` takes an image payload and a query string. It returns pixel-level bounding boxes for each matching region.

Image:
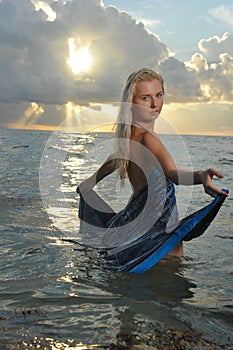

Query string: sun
[67,38,92,75]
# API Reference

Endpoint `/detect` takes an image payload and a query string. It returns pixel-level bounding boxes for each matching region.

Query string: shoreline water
[0,128,232,349]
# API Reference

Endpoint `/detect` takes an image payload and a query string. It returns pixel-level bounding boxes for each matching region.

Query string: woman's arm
[143,132,228,198]
[76,155,118,194]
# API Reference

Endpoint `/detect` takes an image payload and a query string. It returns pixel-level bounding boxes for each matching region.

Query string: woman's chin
[151,112,160,120]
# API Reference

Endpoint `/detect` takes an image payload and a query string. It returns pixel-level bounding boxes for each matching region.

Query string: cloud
[0,0,232,132]
[209,5,233,28]
[187,33,233,102]
[0,0,169,109]
[159,57,201,103]
[31,0,57,21]
[198,32,233,62]
[0,0,74,107]
[18,102,44,125]
[135,17,161,30]
[163,102,233,136]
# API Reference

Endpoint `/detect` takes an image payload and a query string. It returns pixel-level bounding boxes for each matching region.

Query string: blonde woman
[77,68,228,271]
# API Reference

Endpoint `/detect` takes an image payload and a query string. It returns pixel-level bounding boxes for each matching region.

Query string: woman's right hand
[76,181,90,194]
[76,175,95,194]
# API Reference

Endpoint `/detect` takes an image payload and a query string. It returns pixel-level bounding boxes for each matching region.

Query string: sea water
[0,128,232,349]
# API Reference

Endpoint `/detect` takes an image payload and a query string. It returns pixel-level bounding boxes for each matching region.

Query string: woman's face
[132,78,164,122]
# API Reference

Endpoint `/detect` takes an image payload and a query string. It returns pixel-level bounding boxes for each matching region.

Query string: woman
[77,68,227,263]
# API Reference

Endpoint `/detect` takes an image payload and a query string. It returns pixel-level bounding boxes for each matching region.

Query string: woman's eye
[157,92,163,98]
[141,96,149,101]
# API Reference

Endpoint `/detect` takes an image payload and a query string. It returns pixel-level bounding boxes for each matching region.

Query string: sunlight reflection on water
[0,129,232,349]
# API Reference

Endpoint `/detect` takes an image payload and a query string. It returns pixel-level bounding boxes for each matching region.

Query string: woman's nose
[151,97,156,108]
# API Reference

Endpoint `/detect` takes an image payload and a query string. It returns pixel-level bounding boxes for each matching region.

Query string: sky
[0,0,233,135]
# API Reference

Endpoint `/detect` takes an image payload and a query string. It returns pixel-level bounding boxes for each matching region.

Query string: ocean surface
[0,128,232,349]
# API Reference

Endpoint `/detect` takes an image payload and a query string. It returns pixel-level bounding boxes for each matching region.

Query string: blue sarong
[78,168,228,273]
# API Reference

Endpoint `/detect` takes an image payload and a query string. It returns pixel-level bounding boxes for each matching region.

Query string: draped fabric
[78,169,228,273]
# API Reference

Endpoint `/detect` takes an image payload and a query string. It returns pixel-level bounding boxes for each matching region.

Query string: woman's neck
[133,121,154,133]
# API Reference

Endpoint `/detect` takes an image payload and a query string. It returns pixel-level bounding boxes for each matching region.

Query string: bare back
[127,128,156,194]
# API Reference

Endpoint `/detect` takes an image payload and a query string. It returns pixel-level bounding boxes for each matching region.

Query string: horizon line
[0,123,233,137]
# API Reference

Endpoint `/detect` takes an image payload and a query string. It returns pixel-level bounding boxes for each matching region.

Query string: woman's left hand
[201,168,228,197]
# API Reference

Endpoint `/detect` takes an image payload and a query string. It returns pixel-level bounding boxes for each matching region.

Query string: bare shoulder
[142,130,162,147]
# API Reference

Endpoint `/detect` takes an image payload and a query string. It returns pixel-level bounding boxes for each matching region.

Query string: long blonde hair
[114,68,164,180]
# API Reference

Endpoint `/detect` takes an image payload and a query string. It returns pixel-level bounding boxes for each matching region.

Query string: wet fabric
[78,168,228,273]
[78,169,179,249]
[103,190,228,273]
